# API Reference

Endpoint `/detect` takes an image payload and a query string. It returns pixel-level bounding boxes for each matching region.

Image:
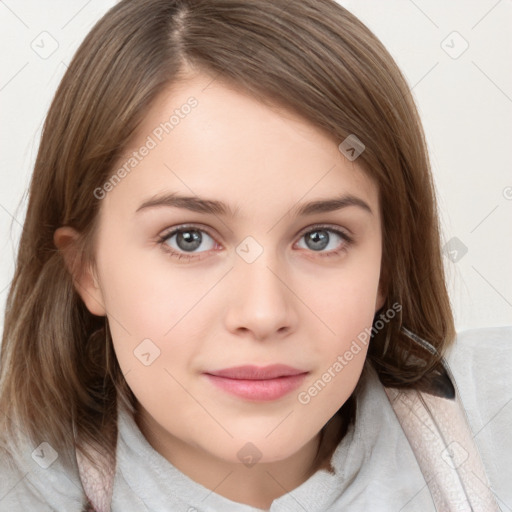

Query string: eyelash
[157,223,354,262]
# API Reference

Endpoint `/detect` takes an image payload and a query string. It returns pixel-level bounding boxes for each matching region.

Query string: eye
[157,223,353,261]
[295,225,353,257]
[158,225,217,261]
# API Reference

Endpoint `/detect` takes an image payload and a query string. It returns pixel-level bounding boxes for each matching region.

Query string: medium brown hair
[0,0,454,483]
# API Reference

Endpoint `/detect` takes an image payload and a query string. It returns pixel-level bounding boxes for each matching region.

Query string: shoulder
[0,448,50,511]
[445,326,512,509]
[447,325,512,361]
[0,442,85,511]
[446,326,512,408]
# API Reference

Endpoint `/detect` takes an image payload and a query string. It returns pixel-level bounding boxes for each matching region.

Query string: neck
[134,406,346,510]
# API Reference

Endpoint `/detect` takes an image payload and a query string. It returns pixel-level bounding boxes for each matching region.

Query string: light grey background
[1,0,511,339]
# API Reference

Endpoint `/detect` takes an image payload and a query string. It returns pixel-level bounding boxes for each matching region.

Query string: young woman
[0,1,509,510]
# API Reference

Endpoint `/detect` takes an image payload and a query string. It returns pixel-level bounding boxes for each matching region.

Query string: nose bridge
[234,234,286,300]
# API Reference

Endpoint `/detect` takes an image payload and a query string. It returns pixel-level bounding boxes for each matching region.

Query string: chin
[210,433,314,467]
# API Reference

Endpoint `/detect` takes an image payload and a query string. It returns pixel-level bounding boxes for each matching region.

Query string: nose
[223,247,298,342]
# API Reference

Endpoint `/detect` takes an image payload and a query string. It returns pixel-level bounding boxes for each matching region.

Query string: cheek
[295,250,381,412]
[96,245,217,409]
[97,241,215,338]
[295,305,373,430]
[301,246,381,337]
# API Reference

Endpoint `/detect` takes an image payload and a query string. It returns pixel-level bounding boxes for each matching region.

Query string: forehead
[104,72,379,220]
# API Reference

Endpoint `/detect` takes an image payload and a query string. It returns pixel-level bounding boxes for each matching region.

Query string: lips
[206,364,307,380]
[203,364,309,401]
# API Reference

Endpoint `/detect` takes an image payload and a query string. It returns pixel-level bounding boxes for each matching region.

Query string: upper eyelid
[297,224,351,237]
[159,223,216,241]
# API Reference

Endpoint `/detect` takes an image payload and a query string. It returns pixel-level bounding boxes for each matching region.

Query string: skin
[55,70,385,510]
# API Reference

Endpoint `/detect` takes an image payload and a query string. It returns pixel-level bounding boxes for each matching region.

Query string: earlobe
[375,274,387,313]
[375,291,386,313]
[53,226,106,316]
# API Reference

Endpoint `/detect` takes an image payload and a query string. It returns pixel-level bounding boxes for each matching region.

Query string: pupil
[177,230,202,251]
[308,230,328,251]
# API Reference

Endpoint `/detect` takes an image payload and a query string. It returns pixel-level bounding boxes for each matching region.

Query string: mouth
[203,364,309,401]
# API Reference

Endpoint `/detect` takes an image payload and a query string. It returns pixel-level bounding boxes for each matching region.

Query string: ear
[53,226,106,316]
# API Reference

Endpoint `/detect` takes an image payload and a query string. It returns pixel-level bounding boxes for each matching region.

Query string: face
[67,71,384,469]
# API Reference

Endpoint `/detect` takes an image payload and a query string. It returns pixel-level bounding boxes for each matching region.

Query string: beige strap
[385,380,500,511]
[76,443,115,512]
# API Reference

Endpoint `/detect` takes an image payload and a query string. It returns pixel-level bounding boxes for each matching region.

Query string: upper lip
[205,364,308,380]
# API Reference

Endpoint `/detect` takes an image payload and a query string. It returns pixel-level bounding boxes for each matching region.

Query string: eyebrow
[135,192,373,217]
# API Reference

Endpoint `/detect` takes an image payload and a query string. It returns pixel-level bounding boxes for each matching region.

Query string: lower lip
[204,373,308,401]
